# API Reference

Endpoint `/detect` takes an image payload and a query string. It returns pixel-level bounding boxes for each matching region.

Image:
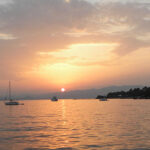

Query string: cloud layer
[0,0,150,90]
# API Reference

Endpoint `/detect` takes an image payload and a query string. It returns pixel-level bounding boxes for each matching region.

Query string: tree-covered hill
[96,87,150,99]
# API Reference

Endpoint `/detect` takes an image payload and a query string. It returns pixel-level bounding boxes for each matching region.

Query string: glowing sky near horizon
[0,0,150,94]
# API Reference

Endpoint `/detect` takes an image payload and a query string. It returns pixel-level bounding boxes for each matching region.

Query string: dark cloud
[96,2,150,55]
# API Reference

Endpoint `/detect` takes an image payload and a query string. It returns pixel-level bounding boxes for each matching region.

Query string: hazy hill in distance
[1,85,143,100]
[14,85,143,100]
[58,85,143,99]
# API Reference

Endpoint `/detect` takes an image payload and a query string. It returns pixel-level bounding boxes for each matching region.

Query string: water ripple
[0,99,150,150]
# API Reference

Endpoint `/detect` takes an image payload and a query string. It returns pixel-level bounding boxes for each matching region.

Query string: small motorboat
[99,97,108,101]
[51,96,58,101]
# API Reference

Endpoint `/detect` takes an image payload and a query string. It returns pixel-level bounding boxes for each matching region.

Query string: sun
[61,88,66,92]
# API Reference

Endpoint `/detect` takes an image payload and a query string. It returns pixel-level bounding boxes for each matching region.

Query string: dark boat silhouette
[51,96,58,101]
[99,97,108,101]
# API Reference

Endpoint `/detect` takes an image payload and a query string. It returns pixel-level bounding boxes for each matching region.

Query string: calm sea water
[0,99,150,150]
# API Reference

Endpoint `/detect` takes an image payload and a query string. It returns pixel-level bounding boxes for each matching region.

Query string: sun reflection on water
[62,100,66,126]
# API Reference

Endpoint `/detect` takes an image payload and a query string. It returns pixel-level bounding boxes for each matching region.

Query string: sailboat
[5,81,19,105]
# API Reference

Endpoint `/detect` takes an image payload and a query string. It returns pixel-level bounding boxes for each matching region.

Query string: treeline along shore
[96,87,150,99]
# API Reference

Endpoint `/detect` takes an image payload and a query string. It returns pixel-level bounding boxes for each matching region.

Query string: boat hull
[51,99,58,101]
[99,98,108,101]
[5,101,19,105]
[51,100,58,101]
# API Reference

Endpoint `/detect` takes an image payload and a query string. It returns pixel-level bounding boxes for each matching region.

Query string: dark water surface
[0,99,150,150]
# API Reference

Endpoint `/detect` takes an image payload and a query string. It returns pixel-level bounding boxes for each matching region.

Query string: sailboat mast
[9,81,12,101]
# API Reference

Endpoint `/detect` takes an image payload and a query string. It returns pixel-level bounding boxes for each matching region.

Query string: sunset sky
[0,0,150,95]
